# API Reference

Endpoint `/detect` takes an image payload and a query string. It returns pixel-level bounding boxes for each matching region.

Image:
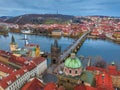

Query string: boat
[21,30,32,34]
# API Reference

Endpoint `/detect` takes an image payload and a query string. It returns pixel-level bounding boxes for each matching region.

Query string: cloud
[0,0,120,16]
[97,1,120,5]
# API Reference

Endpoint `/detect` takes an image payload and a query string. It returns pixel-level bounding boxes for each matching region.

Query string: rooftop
[21,78,45,90]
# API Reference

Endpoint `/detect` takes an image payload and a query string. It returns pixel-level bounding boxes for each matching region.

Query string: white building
[0,57,47,90]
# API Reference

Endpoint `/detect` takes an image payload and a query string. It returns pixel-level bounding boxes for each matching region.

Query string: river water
[0,33,120,64]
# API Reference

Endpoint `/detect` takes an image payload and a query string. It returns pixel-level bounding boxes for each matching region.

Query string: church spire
[54,39,58,48]
[11,35,15,44]
[87,57,91,66]
[10,35,18,52]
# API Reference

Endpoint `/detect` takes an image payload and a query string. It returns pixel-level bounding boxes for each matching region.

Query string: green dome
[64,57,82,69]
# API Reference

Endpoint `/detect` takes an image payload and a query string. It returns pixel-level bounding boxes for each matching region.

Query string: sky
[0,0,120,16]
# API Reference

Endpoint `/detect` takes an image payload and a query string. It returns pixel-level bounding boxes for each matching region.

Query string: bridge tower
[51,39,61,64]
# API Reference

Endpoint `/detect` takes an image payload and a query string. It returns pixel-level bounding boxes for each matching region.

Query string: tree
[93,56,106,68]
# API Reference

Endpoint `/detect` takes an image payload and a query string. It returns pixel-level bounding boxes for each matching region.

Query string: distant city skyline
[0,0,120,17]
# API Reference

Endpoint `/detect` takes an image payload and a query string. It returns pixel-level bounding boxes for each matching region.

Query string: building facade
[0,57,47,90]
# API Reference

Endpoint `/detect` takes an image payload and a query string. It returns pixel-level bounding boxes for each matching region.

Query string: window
[69,70,71,73]
[67,80,70,83]
[75,70,77,74]
[102,74,105,79]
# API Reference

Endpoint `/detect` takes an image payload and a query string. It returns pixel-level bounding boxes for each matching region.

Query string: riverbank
[8,31,120,45]
[106,33,120,43]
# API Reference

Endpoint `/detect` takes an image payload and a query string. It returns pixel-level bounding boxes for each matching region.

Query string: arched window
[75,70,77,74]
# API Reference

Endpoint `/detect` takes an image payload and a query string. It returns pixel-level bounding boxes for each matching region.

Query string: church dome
[64,53,82,69]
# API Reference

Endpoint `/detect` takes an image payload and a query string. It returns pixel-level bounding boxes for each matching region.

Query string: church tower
[51,39,61,64]
[36,45,40,57]
[10,35,18,52]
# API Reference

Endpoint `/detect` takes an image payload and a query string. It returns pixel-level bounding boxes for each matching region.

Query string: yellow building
[36,45,40,57]
[111,75,120,88]
[51,30,62,36]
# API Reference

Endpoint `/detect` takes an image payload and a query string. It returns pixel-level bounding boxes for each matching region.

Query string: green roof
[13,49,27,55]
[80,71,95,86]
[64,57,82,69]
[58,71,95,86]
[111,61,115,65]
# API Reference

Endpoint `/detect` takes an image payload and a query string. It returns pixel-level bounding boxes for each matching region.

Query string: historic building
[113,31,120,40]
[64,53,82,77]
[87,62,120,89]
[0,57,47,90]
[51,39,61,64]
[96,72,114,90]
[57,53,95,90]
[26,44,41,58]
[10,35,18,52]
[51,30,62,36]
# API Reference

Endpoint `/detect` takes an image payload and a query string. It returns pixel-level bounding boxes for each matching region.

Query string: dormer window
[6,74,9,77]
[13,69,17,72]
[7,81,12,85]
[16,74,20,78]
[0,76,2,79]
[23,69,27,72]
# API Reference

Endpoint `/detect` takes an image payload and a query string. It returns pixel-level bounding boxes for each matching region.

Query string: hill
[5,14,75,25]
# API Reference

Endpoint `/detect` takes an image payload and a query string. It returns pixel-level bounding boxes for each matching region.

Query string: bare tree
[93,56,106,68]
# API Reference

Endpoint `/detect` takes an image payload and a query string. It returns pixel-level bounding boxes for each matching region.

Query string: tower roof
[54,39,58,48]
[111,61,115,65]
[64,54,82,69]
[11,35,17,44]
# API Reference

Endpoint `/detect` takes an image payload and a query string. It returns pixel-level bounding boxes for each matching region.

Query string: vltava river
[0,33,120,64]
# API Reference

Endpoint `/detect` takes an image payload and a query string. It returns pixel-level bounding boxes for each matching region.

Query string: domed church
[64,53,82,77]
[57,53,95,90]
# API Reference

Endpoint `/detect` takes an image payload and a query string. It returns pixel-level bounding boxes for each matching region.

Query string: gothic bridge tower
[51,39,61,64]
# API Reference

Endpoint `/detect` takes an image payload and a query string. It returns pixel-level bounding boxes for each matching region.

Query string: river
[0,33,120,64]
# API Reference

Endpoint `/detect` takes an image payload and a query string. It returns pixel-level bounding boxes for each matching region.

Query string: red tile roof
[0,56,46,89]
[74,84,97,90]
[32,57,45,65]
[0,62,14,74]
[9,55,28,66]
[74,84,86,90]
[26,44,39,47]
[44,82,57,90]
[86,66,120,76]
[21,78,44,90]
[0,67,25,89]
[96,72,114,90]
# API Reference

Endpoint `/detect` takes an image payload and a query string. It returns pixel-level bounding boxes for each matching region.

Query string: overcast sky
[0,0,120,16]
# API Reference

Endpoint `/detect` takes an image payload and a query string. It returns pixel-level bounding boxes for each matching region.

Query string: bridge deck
[58,31,90,63]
